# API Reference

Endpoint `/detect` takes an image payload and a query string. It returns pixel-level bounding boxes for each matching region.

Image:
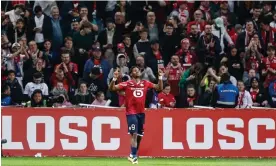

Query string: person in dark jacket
[247,77,268,107]
[133,28,151,59]
[183,84,198,108]
[1,85,12,106]
[145,39,165,76]
[29,89,47,107]
[74,82,94,104]
[196,24,222,67]
[212,73,239,108]
[4,70,23,104]
[160,23,180,65]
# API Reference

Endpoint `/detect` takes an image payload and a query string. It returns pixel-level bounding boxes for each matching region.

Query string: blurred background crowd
[1,0,276,108]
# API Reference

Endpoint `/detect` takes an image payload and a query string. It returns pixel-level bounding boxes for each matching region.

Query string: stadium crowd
[1,1,276,108]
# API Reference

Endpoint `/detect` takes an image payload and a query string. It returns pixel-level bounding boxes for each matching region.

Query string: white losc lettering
[163,118,184,149]
[218,118,244,150]
[92,116,120,150]
[2,116,23,149]
[60,116,87,150]
[27,116,55,150]
[187,118,213,149]
[249,118,275,150]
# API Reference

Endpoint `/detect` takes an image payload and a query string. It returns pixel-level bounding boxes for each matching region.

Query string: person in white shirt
[236,80,253,108]
[24,72,49,98]
[33,1,57,17]
[5,4,24,26]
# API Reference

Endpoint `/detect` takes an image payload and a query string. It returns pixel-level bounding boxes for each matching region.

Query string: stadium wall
[1,107,276,157]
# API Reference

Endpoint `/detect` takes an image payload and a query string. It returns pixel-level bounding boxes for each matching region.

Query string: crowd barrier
[1,107,276,157]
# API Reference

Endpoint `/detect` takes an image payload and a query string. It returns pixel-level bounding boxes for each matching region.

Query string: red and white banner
[1,107,276,157]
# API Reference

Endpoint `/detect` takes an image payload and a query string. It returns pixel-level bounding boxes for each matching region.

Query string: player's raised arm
[153,69,164,91]
[108,68,121,91]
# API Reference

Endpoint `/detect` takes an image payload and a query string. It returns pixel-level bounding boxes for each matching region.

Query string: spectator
[179,62,204,90]
[145,12,161,41]
[98,18,121,66]
[260,17,275,50]
[54,49,78,87]
[236,20,261,56]
[135,56,156,82]
[210,17,234,54]
[133,28,151,59]
[196,24,221,66]
[68,18,81,37]
[158,83,176,108]
[24,41,43,71]
[28,89,47,107]
[52,94,72,107]
[247,77,268,107]
[51,81,69,99]
[175,38,197,70]
[184,24,200,51]
[43,6,68,51]
[73,20,96,52]
[24,72,49,98]
[83,46,110,86]
[23,58,48,87]
[213,1,237,27]
[7,18,26,43]
[199,1,212,22]
[78,6,98,32]
[116,43,129,65]
[74,82,94,105]
[183,84,198,108]
[160,23,180,65]
[164,55,183,106]
[269,11,276,34]
[236,80,253,108]
[50,68,74,93]
[212,73,239,108]
[5,3,25,26]
[92,91,110,106]
[122,35,134,67]
[218,64,237,86]
[145,40,164,76]
[268,80,276,108]
[225,47,244,80]
[187,10,206,33]
[4,43,25,87]
[28,5,47,48]
[199,78,216,106]
[33,1,57,17]
[131,21,144,45]
[200,67,220,90]
[1,85,12,106]
[251,4,262,33]
[261,45,276,88]
[63,37,75,61]
[107,54,129,85]
[230,24,242,45]
[4,70,23,104]
[244,69,258,89]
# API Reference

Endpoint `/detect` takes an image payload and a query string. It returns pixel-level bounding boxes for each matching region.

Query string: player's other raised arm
[153,69,164,91]
[109,68,124,91]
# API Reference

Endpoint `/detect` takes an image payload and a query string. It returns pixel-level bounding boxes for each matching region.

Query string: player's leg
[126,114,139,163]
[137,113,145,152]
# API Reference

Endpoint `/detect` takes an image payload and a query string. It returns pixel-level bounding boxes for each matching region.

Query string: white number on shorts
[133,90,143,98]
[130,124,135,131]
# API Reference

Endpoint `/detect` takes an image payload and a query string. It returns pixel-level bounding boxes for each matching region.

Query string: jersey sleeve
[145,80,154,89]
[117,81,128,91]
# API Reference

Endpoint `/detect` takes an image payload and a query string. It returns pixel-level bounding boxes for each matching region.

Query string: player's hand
[113,68,120,79]
[158,69,164,76]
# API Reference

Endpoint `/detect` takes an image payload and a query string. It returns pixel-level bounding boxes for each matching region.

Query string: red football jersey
[118,80,154,115]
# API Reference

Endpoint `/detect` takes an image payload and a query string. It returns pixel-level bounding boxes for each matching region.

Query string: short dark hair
[253,4,262,10]
[34,5,42,14]
[8,70,16,75]
[140,28,148,34]
[61,49,71,56]
[187,84,195,89]
[130,66,139,74]
[33,72,43,79]
[220,73,230,83]
[163,83,171,89]
[267,45,276,51]
[2,85,10,93]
